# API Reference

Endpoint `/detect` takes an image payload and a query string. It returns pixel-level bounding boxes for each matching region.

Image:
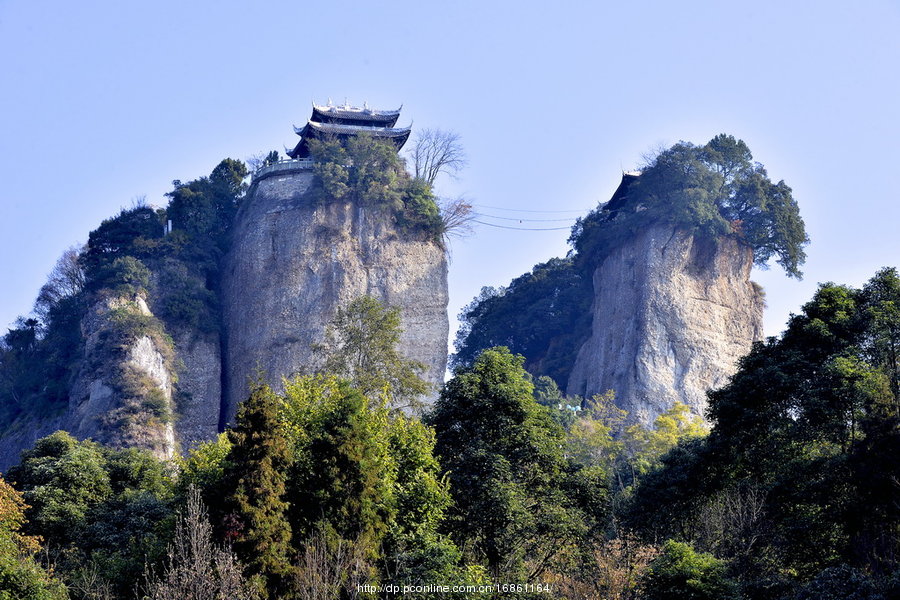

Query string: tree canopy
[570,134,808,278]
[626,268,900,594]
[452,257,593,387]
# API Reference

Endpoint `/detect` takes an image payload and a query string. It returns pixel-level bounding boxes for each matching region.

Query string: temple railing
[252,158,315,182]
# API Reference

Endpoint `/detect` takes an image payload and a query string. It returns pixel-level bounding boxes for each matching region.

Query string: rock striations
[0,161,449,470]
[566,223,764,424]
[222,169,449,420]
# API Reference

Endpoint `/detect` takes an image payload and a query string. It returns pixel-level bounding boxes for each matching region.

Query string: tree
[165,157,248,271]
[143,486,259,600]
[408,129,466,186]
[34,245,85,322]
[279,375,394,547]
[0,475,68,600]
[452,257,593,387]
[570,134,808,278]
[318,296,429,412]
[641,540,740,600]
[223,384,293,598]
[428,347,608,579]
[625,269,900,590]
[8,432,113,546]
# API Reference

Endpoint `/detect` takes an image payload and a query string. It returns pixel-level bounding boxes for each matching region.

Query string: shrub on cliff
[570,134,809,278]
[307,136,444,241]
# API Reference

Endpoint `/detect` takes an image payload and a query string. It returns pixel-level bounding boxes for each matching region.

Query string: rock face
[222,170,449,419]
[0,167,449,469]
[66,295,176,460]
[566,224,764,424]
[170,330,221,449]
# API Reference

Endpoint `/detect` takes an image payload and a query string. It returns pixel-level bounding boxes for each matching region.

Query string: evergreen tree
[428,347,608,579]
[223,384,293,598]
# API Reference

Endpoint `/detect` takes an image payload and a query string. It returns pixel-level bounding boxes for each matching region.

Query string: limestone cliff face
[67,295,176,460]
[566,224,764,424]
[0,292,222,469]
[222,171,449,419]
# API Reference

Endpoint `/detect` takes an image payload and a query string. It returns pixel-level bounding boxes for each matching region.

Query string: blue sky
[2,0,899,345]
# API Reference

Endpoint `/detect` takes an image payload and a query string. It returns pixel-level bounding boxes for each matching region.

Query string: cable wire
[476,213,576,223]
[472,219,572,231]
[472,203,587,214]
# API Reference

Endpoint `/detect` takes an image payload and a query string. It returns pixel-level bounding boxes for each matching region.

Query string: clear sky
[2,0,899,347]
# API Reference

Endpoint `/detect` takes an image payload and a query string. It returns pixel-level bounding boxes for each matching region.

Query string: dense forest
[4,268,900,599]
[2,136,898,599]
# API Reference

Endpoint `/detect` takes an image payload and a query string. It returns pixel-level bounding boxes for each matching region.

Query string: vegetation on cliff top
[0,157,247,432]
[570,134,808,279]
[454,134,809,388]
[307,135,473,248]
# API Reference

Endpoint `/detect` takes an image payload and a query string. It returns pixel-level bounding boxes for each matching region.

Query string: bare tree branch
[408,129,466,185]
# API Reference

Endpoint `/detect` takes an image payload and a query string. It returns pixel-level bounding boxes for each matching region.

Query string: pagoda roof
[294,120,410,138]
[287,119,412,158]
[311,103,401,127]
[600,171,642,218]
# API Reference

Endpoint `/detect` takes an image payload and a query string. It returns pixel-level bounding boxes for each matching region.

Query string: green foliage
[165,158,248,272]
[307,136,444,241]
[80,206,164,277]
[7,432,174,597]
[642,540,740,600]
[396,177,443,236]
[276,374,464,593]
[625,268,900,593]
[153,257,219,333]
[175,433,232,505]
[0,475,69,600]
[223,384,293,597]
[279,375,392,547]
[570,134,808,278]
[89,256,151,296]
[319,296,429,412]
[453,257,593,387]
[8,432,113,545]
[428,347,609,578]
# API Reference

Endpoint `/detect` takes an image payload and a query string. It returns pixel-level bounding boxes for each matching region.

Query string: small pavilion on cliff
[287,102,411,159]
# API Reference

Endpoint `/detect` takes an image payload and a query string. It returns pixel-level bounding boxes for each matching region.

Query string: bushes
[569,134,808,279]
[641,540,740,600]
[307,136,444,241]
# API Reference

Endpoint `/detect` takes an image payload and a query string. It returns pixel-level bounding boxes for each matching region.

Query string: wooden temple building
[287,102,411,159]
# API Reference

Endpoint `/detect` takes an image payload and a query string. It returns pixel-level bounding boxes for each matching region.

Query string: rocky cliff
[566,224,764,424]
[222,169,449,419]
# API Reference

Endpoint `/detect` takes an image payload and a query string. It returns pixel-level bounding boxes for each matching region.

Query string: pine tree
[224,383,293,597]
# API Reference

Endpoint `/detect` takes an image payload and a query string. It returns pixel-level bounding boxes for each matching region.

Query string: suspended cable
[472,219,572,231]
[472,203,587,214]
[476,213,577,223]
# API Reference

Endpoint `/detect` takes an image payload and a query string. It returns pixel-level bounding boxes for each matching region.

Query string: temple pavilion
[287,102,411,159]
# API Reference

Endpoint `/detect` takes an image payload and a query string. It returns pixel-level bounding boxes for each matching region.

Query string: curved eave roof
[287,120,412,158]
[602,172,642,215]
[311,104,401,127]
[302,120,410,138]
